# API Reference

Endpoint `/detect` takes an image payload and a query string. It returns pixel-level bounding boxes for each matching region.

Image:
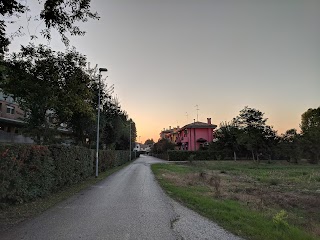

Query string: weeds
[152,161,320,240]
[273,210,289,230]
[188,154,196,164]
[209,173,221,197]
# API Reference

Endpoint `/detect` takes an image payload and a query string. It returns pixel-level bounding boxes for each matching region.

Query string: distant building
[0,91,25,134]
[159,127,173,140]
[176,118,217,151]
[0,91,34,143]
[133,142,152,154]
[160,118,217,151]
[0,90,70,144]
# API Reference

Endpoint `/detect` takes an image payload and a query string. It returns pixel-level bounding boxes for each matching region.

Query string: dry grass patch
[156,161,320,239]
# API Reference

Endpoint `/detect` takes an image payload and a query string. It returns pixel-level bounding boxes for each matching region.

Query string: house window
[184,129,188,137]
[6,106,15,114]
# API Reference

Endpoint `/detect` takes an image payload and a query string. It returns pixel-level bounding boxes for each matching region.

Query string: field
[152,160,320,240]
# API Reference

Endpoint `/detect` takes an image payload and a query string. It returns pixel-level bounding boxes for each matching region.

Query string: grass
[0,162,131,233]
[152,161,320,240]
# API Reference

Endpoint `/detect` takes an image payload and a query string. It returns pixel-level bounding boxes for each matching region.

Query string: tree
[213,121,241,161]
[278,129,301,163]
[300,107,320,163]
[1,44,94,143]
[153,139,175,154]
[0,1,25,53]
[99,95,137,150]
[0,0,99,53]
[234,106,276,162]
[144,139,155,145]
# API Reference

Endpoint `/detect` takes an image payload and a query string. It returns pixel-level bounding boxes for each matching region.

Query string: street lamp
[129,121,132,161]
[96,67,108,178]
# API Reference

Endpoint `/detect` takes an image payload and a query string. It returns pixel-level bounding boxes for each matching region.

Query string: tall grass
[152,163,319,240]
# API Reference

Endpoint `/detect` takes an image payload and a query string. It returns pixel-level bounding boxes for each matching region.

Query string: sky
[6,0,320,143]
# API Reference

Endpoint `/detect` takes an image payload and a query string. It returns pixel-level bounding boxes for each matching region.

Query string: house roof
[0,117,25,126]
[160,129,173,134]
[179,121,217,130]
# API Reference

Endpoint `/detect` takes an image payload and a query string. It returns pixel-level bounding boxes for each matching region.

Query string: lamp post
[129,121,132,161]
[95,67,108,178]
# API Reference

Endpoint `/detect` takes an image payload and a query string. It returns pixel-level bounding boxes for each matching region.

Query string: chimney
[169,126,171,130]
[207,118,211,124]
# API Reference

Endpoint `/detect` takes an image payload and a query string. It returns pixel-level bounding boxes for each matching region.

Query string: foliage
[0,0,99,53]
[300,107,320,163]
[273,210,289,230]
[1,44,94,144]
[0,144,52,204]
[100,98,137,150]
[203,106,319,164]
[234,106,277,161]
[48,145,93,189]
[213,121,241,161]
[167,150,228,161]
[144,139,155,145]
[0,144,137,205]
[1,43,137,148]
[152,138,175,154]
[278,129,301,163]
[98,150,136,172]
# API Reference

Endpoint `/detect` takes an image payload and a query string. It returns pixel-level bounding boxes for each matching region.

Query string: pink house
[176,118,217,151]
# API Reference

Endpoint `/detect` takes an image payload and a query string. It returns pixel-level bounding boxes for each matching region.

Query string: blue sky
[6,0,320,143]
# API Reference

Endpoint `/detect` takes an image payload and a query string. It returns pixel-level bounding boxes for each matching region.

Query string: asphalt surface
[2,155,242,240]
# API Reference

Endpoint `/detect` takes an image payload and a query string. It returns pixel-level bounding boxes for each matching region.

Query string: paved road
[2,155,241,240]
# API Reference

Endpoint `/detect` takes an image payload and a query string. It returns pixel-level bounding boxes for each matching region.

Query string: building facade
[160,118,217,151]
[0,91,25,134]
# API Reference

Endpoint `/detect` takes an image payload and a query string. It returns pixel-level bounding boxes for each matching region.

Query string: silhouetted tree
[0,0,99,53]
[300,107,320,163]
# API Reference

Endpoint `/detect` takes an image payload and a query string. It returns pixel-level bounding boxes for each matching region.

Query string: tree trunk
[233,151,237,161]
[251,150,255,161]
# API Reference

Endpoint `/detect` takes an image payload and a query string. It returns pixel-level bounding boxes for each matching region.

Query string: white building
[133,143,152,154]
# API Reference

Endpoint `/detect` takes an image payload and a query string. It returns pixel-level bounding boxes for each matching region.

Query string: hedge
[150,153,168,160]
[167,150,230,161]
[0,145,52,204]
[0,144,138,205]
[48,145,93,189]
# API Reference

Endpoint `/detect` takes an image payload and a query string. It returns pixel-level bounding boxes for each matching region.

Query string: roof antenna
[195,105,199,122]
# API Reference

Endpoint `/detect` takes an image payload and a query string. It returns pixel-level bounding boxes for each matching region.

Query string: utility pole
[96,67,108,178]
[129,121,132,161]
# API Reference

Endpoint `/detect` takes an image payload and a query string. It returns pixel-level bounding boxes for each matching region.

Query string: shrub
[0,144,52,204]
[167,150,228,161]
[48,145,93,189]
[273,210,289,230]
[151,153,168,160]
[0,144,135,205]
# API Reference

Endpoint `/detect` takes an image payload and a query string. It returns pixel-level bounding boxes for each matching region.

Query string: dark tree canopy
[1,44,94,143]
[0,0,99,53]
[144,139,155,145]
[300,107,320,163]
